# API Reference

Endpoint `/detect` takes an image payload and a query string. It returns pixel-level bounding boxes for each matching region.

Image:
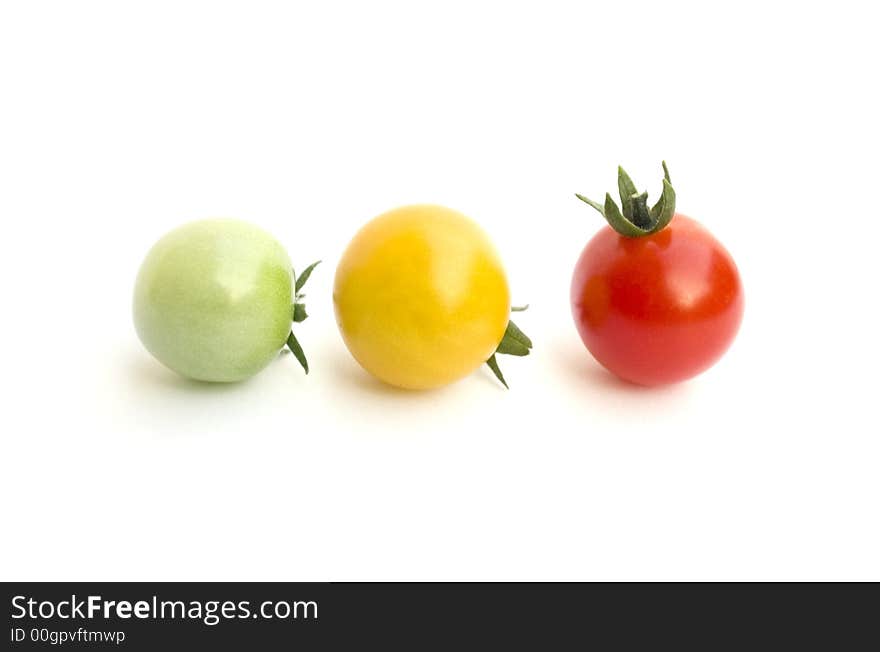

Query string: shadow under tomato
[321,347,459,401]
[128,352,253,394]
[102,345,284,439]
[550,335,692,401]
[315,345,484,438]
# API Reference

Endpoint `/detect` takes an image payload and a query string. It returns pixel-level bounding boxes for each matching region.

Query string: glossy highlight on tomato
[572,164,743,385]
[333,204,529,390]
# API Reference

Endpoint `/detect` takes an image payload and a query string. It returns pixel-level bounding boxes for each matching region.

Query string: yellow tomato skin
[334,205,511,389]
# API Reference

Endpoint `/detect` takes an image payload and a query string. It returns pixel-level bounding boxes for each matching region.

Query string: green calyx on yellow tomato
[485,305,533,389]
[133,218,319,382]
[575,161,677,237]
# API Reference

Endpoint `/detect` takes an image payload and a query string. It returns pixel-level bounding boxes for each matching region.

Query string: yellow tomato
[334,205,511,389]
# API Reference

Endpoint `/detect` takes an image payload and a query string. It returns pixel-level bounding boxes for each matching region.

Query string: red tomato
[572,166,743,385]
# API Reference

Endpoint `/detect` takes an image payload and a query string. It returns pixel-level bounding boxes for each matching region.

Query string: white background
[2,1,878,581]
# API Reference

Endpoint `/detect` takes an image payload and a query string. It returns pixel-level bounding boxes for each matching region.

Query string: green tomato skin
[133,219,293,382]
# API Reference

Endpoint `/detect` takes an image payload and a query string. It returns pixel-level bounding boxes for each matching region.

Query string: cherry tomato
[134,218,317,382]
[572,164,743,385]
[334,205,530,390]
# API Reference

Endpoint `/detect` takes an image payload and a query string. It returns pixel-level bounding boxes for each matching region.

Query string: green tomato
[134,218,297,382]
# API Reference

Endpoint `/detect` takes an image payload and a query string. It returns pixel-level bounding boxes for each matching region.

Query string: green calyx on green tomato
[133,218,319,382]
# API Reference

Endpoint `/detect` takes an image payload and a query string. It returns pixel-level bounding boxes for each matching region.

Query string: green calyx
[485,304,532,389]
[575,161,676,237]
[285,260,321,374]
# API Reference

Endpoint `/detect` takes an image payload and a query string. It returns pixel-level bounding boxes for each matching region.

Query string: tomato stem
[485,308,533,388]
[286,331,309,374]
[285,260,321,374]
[629,192,652,229]
[575,161,677,237]
[486,354,508,389]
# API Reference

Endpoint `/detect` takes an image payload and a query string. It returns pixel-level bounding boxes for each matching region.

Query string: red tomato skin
[570,214,743,386]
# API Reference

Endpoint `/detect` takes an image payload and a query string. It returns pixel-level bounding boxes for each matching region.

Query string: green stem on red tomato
[576,161,677,237]
[629,192,653,229]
